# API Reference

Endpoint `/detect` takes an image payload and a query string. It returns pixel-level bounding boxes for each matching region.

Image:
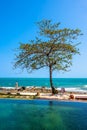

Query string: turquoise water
[0,99,87,130]
[0,78,87,90]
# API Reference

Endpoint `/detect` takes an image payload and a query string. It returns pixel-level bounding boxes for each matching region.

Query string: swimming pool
[0,99,87,130]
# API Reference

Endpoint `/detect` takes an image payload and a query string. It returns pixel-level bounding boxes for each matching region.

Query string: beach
[0,86,87,102]
[0,78,87,102]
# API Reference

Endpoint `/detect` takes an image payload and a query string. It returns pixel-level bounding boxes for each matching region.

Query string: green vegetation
[0,93,36,99]
[14,20,82,94]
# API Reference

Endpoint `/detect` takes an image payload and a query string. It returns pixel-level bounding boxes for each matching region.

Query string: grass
[0,93,36,100]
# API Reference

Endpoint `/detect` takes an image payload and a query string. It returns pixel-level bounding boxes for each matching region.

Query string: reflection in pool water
[0,99,87,130]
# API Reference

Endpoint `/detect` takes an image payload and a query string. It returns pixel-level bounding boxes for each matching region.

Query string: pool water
[0,99,87,130]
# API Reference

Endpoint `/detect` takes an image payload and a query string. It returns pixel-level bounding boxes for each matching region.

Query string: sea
[0,78,87,92]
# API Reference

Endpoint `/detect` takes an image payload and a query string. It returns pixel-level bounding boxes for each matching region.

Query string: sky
[0,0,87,78]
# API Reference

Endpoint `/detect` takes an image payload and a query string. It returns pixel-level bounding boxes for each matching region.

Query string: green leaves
[14,19,82,73]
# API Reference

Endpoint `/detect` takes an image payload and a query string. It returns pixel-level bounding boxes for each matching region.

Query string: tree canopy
[14,20,82,94]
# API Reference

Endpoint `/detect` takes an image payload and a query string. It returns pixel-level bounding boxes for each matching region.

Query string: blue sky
[0,0,87,78]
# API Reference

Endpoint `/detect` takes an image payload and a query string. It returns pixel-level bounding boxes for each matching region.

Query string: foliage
[14,20,82,94]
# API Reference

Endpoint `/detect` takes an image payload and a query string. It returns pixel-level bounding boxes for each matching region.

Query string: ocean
[0,78,87,92]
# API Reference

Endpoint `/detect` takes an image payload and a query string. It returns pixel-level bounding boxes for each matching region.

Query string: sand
[0,86,87,102]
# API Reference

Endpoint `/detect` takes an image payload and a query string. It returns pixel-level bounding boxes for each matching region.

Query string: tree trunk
[49,66,55,94]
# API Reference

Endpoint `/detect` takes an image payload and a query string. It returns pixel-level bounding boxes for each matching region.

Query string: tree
[14,20,82,94]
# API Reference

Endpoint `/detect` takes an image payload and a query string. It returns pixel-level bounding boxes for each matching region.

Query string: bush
[7,92,11,95]
[21,86,26,90]
[16,92,20,96]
